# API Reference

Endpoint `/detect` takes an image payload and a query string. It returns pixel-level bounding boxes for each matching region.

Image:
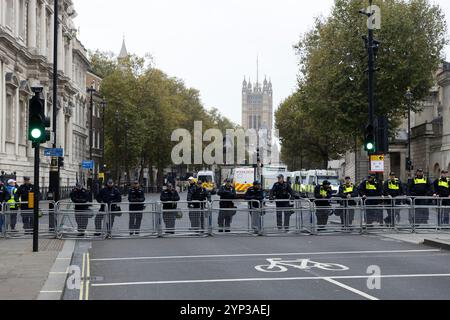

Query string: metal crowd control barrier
[3,201,56,239]
[361,197,414,233]
[0,203,4,238]
[158,201,210,237]
[56,201,108,240]
[210,200,262,235]
[261,199,303,235]
[412,197,450,233]
[108,202,159,238]
[309,198,363,235]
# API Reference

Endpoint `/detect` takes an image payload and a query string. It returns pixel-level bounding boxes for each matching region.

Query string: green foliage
[277,0,448,170]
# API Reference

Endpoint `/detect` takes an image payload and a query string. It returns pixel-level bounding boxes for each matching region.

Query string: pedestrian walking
[5,179,18,232]
[338,177,359,228]
[314,180,333,230]
[128,180,146,236]
[408,169,434,225]
[217,178,237,233]
[16,177,34,233]
[245,181,265,234]
[187,177,210,233]
[359,175,384,227]
[383,172,406,227]
[95,179,122,237]
[270,174,298,231]
[433,170,450,227]
[70,183,92,236]
[160,183,180,234]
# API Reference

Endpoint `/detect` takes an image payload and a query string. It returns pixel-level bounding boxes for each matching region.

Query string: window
[19,99,27,145]
[6,93,15,142]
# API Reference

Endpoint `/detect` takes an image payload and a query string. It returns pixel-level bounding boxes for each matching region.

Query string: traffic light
[364,124,376,153]
[28,90,50,145]
[375,116,389,154]
[58,157,64,168]
[406,158,413,171]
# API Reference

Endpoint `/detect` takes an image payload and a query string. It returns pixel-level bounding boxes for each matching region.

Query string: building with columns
[0,0,92,187]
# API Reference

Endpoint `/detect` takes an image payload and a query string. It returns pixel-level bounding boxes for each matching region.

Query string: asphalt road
[64,233,450,300]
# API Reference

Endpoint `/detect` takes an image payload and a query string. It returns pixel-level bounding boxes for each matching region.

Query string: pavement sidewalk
[0,238,74,300]
[381,233,450,249]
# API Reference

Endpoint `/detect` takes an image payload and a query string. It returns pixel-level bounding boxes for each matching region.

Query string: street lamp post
[115,111,120,182]
[124,117,129,186]
[87,82,96,192]
[405,88,413,173]
[100,99,107,180]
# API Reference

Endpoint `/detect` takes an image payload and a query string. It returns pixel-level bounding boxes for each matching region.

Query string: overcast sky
[73,0,450,125]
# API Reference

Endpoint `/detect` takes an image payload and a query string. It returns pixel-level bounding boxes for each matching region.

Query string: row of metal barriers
[0,197,449,239]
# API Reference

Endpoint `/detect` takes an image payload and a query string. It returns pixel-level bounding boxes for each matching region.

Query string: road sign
[44,148,64,157]
[82,160,94,170]
[370,155,385,173]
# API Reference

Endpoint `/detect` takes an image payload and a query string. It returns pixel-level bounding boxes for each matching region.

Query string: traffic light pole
[33,142,40,252]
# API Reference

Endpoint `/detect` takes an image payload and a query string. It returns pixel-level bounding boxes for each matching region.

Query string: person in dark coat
[187,177,210,232]
[433,169,450,227]
[408,169,434,225]
[338,177,359,228]
[160,183,180,234]
[245,181,266,233]
[217,179,237,232]
[359,175,384,226]
[128,180,146,236]
[16,177,34,232]
[270,174,298,231]
[0,181,7,232]
[70,183,92,236]
[383,172,406,226]
[95,179,122,236]
[314,180,333,230]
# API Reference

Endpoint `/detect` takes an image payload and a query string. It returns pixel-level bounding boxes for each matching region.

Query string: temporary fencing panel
[210,200,262,235]
[0,203,4,238]
[108,202,159,238]
[261,200,303,235]
[412,197,443,233]
[4,201,56,239]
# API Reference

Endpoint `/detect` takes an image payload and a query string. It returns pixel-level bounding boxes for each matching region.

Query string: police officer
[128,180,146,236]
[95,179,122,237]
[217,178,237,233]
[270,174,298,231]
[383,172,406,227]
[338,177,359,228]
[160,183,180,234]
[245,181,265,234]
[408,169,434,225]
[433,170,450,227]
[187,177,210,232]
[359,175,383,226]
[0,181,7,232]
[70,183,92,236]
[5,179,19,232]
[17,177,34,232]
[314,180,333,230]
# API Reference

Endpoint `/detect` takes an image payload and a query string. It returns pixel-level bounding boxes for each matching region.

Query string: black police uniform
[128,187,146,235]
[187,183,210,231]
[245,186,265,232]
[0,184,7,231]
[217,184,237,232]
[383,178,405,226]
[160,188,180,233]
[70,187,92,233]
[359,179,384,225]
[408,176,434,224]
[270,182,297,230]
[433,177,450,225]
[17,183,34,231]
[314,184,333,228]
[338,183,359,227]
[95,186,122,234]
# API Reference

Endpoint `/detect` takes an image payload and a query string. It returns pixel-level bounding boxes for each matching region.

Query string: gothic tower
[241,74,273,131]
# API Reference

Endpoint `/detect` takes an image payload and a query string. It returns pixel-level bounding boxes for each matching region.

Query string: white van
[230,167,255,198]
[305,170,340,197]
[196,171,217,194]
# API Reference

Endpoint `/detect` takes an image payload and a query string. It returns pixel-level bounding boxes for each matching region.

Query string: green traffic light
[31,128,43,139]
[366,142,375,151]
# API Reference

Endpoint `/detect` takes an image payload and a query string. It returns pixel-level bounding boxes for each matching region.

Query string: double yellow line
[79,253,91,300]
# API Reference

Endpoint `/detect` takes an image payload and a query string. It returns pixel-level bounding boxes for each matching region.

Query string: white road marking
[91,273,450,288]
[322,277,379,300]
[40,290,63,293]
[90,249,441,262]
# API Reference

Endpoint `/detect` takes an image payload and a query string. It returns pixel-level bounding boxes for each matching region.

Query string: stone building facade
[0,0,92,187]
[241,76,273,131]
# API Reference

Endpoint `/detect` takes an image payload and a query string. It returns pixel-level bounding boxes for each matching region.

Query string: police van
[262,165,288,191]
[304,170,340,197]
[196,171,217,195]
[229,167,255,198]
[292,171,308,195]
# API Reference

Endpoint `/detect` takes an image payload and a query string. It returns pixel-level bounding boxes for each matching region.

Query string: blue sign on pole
[44,148,64,157]
[82,160,94,170]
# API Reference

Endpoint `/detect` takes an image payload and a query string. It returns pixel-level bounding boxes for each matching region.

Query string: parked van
[304,170,340,197]
[196,171,217,194]
[230,167,255,198]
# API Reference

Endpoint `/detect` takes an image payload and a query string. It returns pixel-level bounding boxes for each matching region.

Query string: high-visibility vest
[438,179,450,189]
[414,178,427,185]
[366,182,377,190]
[388,179,400,190]
[343,184,354,194]
[320,188,328,198]
[7,188,17,209]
